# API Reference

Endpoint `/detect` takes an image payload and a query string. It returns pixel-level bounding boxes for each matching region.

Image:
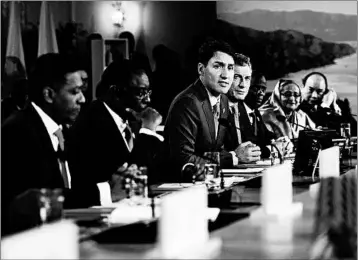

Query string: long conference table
[77,156,357,259]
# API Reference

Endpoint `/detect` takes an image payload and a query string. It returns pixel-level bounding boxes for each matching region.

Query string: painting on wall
[215,1,357,113]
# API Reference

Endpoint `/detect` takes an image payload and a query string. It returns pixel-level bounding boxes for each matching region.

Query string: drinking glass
[38,188,64,224]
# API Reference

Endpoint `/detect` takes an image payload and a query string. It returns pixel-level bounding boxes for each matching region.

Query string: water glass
[38,188,64,224]
[203,151,220,165]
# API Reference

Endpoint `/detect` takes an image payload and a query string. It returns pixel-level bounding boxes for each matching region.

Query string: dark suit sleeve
[130,133,163,168]
[166,97,208,168]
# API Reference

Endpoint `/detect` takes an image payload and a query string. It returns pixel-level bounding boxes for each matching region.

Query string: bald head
[303,73,327,105]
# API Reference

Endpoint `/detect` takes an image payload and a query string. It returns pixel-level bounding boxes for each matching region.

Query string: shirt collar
[31,102,60,136]
[204,86,221,107]
[244,102,254,114]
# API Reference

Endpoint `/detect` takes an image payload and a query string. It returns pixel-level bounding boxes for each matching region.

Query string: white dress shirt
[31,102,72,188]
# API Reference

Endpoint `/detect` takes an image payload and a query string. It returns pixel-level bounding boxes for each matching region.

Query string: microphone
[276,115,312,131]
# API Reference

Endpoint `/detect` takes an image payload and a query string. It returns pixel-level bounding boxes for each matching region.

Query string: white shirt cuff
[96,182,113,206]
[230,151,239,166]
[139,128,164,142]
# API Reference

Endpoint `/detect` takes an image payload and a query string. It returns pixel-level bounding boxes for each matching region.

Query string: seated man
[226,53,293,159]
[68,60,163,207]
[156,39,262,183]
[1,53,87,236]
[244,72,267,109]
[300,72,343,131]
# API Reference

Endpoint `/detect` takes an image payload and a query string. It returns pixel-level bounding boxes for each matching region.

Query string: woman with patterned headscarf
[259,79,316,140]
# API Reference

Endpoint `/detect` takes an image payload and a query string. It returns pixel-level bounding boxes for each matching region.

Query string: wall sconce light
[111,1,125,28]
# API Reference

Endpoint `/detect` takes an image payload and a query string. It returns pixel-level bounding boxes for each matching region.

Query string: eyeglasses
[130,88,152,99]
[281,92,301,98]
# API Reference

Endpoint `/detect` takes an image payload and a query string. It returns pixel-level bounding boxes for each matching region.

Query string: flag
[6,1,26,73]
[38,1,58,57]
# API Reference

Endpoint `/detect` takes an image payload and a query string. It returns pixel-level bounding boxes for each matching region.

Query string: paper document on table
[157,183,197,189]
[222,168,264,174]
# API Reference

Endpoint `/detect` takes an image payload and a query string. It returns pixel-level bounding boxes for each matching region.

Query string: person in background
[150,44,184,121]
[226,54,293,160]
[245,72,267,110]
[1,77,29,123]
[156,38,260,183]
[300,71,343,131]
[1,53,87,236]
[118,31,152,76]
[259,79,316,140]
[68,60,163,207]
[2,56,27,99]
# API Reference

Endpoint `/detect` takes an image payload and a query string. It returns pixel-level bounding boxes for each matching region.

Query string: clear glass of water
[38,188,65,224]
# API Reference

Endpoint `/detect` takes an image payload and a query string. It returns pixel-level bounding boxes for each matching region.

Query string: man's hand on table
[235,141,261,163]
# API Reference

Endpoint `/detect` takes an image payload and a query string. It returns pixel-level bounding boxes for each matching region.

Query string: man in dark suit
[226,53,292,158]
[156,39,262,183]
[300,71,344,131]
[1,53,87,236]
[68,60,163,206]
[245,72,267,109]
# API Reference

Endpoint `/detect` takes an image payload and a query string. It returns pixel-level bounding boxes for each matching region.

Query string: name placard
[158,185,208,258]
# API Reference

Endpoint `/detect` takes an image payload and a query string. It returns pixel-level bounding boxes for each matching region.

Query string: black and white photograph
[1,1,357,259]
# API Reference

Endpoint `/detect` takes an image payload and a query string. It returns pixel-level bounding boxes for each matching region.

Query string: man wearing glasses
[68,60,163,207]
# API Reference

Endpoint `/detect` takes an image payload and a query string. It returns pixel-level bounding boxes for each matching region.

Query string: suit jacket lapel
[193,80,216,144]
[98,101,132,153]
[237,101,255,141]
[25,105,65,187]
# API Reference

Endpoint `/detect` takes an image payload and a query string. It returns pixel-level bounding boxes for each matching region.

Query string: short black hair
[234,53,251,68]
[198,38,235,67]
[302,71,328,92]
[28,53,84,104]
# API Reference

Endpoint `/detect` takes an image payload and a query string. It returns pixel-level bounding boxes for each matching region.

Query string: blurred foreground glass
[38,188,64,224]
[203,152,220,165]
[203,151,221,179]
[340,123,351,138]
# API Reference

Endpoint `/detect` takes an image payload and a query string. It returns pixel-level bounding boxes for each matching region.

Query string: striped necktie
[212,102,220,138]
[123,124,134,152]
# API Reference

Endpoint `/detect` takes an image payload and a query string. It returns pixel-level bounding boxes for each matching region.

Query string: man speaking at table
[155,39,262,183]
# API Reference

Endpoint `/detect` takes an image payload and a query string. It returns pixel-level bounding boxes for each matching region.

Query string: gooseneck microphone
[276,115,312,131]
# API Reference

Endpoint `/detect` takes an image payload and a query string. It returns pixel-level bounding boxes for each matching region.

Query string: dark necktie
[123,124,134,152]
[54,127,70,188]
[231,104,242,144]
[212,102,220,138]
[249,112,257,136]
